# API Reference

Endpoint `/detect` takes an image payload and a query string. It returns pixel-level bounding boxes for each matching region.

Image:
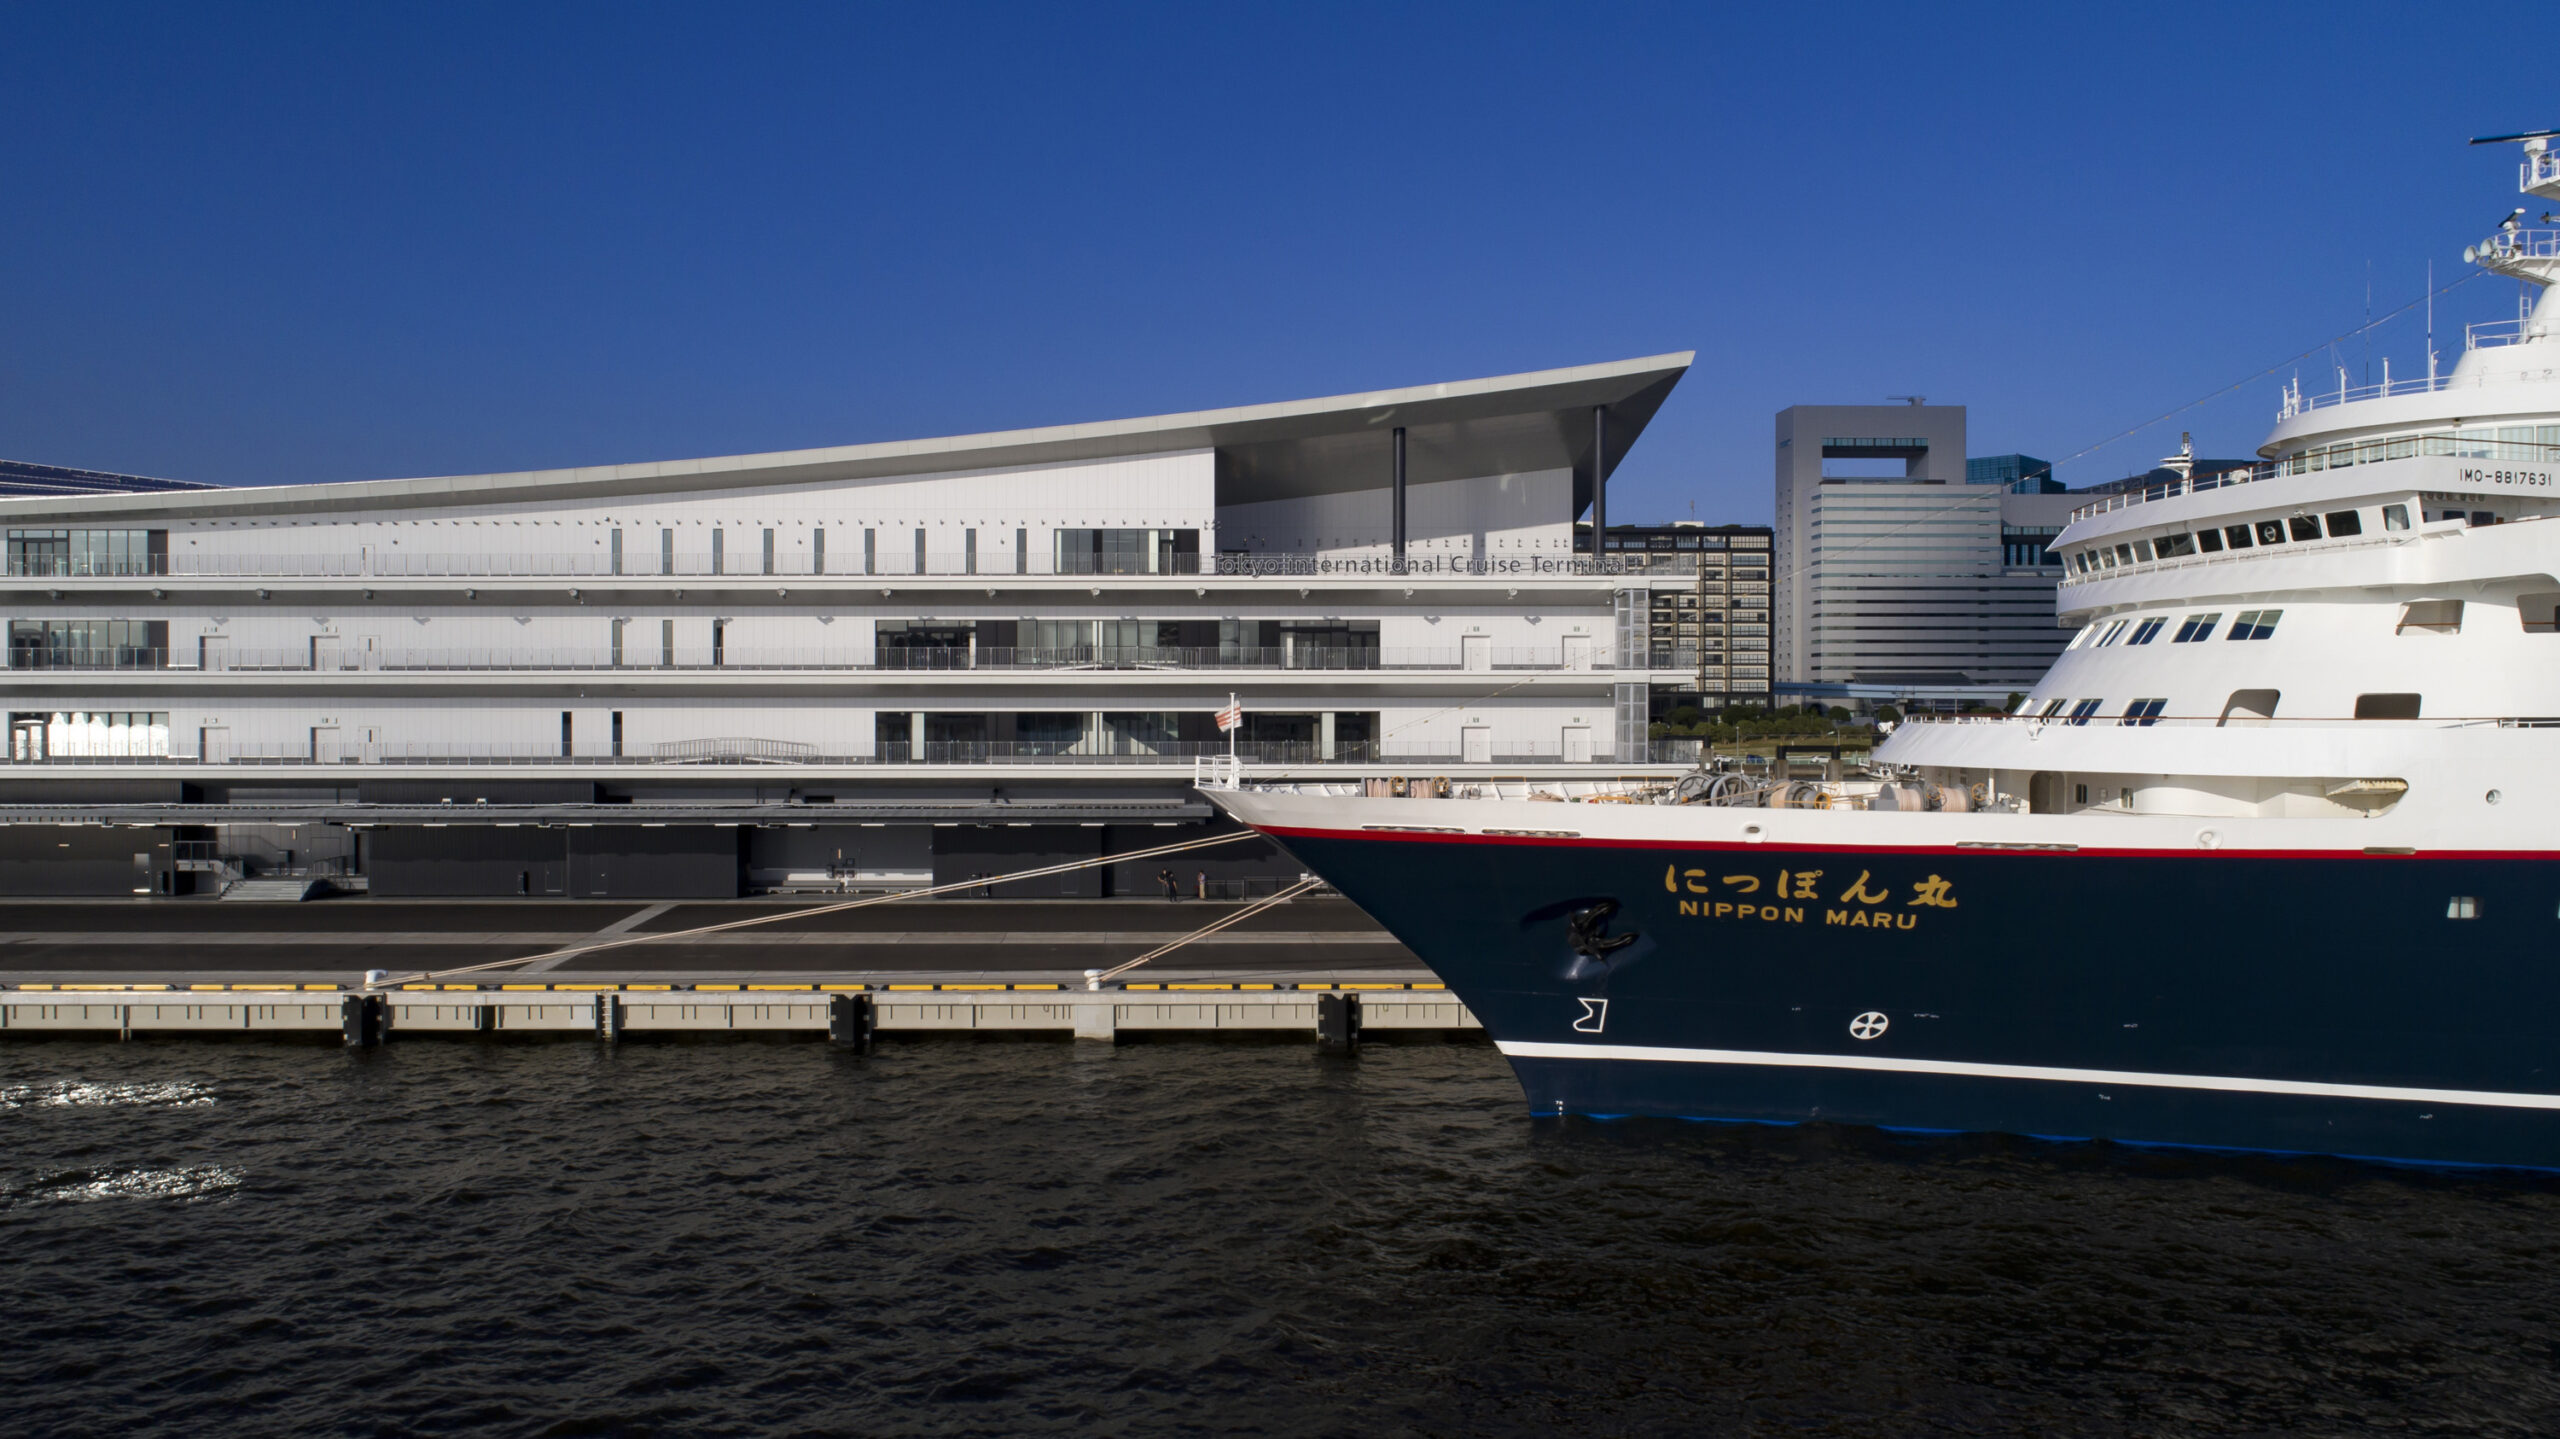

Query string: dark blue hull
[1258,823,2560,1169]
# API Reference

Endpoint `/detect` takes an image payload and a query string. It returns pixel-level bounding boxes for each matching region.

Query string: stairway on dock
[219,878,323,902]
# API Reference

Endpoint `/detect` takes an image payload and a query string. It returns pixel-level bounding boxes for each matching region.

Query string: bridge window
[2156,533,2196,558]
[2256,520,2287,546]
[2172,613,2223,643]
[2066,699,2104,726]
[2094,620,2129,647]
[2223,524,2254,550]
[2325,510,2364,537]
[2287,515,2322,542]
[2120,698,2166,727]
[2127,617,2166,645]
[2383,504,2411,531]
[2195,528,2225,552]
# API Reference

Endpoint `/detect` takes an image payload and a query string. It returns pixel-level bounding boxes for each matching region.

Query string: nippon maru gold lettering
[1661,864,1957,930]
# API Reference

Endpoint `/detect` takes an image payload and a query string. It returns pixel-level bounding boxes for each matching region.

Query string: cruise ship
[1211,135,2560,1169]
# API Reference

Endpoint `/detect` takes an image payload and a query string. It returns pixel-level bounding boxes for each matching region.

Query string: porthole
[2487,789,2503,805]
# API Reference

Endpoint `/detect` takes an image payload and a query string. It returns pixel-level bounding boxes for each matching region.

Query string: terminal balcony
[0,550,1711,582]
[0,738,1700,768]
[1,643,1625,675]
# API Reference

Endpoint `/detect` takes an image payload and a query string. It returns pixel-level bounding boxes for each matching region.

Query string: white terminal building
[0,354,1759,899]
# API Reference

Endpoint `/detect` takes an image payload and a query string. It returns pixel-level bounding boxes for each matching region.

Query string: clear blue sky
[0,2,2537,522]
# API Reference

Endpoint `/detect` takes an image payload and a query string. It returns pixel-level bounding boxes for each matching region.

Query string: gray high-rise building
[1774,402,2071,697]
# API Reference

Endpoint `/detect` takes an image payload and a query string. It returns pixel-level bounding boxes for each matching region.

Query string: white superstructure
[1869,136,2560,834]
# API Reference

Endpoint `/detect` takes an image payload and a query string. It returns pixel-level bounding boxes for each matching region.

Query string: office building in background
[1773,402,2076,710]
[1576,520,1773,714]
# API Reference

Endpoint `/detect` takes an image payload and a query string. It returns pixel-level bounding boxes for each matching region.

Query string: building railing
[1214,553,1706,577]
[4,644,1626,674]
[2,551,1719,582]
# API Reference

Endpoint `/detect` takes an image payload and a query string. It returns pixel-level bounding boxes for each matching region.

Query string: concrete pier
[0,979,1475,1044]
[0,895,1470,1044]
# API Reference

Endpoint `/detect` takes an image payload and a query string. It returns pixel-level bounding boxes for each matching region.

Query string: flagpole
[1226,691,1237,764]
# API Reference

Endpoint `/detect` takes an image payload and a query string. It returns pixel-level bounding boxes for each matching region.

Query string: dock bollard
[828,993,875,1052]
[340,994,385,1048]
[1317,992,1361,1050]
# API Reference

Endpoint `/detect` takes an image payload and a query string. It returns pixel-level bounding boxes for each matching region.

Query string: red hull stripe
[1254,822,2554,862]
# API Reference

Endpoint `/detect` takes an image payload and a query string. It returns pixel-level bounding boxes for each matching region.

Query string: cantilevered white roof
[0,353,1692,523]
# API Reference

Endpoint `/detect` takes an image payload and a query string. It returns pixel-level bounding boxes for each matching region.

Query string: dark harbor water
[5,1037,2560,1437]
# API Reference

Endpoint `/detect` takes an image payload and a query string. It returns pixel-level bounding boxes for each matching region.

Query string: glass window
[2128,617,2166,645]
[2066,623,2100,650]
[2195,528,2225,553]
[2114,543,2135,566]
[2324,510,2363,538]
[2255,520,2286,546]
[2224,524,2253,550]
[2287,515,2322,542]
[2095,620,2129,647]
[2132,539,2154,562]
[2172,612,2223,643]
[2067,699,2104,726]
[2120,698,2167,726]
[2355,693,2422,719]
[2382,504,2411,531]
[2038,698,2067,718]
[2228,609,2281,640]
[2156,533,2196,558]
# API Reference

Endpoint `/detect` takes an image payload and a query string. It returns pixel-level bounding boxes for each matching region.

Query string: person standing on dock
[1195,869,1206,901]
[1158,867,1177,900]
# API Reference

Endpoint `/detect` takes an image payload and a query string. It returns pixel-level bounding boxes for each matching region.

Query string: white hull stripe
[1494,1041,2560,1113]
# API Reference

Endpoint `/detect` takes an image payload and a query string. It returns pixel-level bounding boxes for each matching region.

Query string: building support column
[1590,406,1609,562]
[1390,425,1407,569]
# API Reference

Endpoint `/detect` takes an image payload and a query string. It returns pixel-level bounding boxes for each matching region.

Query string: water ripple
[0,1079,215,1109]
[0,1039,2557,1435]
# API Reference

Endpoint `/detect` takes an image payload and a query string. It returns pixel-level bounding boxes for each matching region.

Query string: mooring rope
[1085,877,1324,988]
[374,829,1263,988]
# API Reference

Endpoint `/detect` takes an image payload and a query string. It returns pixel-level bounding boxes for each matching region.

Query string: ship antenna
[2427,258,2436,384]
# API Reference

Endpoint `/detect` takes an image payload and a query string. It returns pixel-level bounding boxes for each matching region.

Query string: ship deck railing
[2068,432,2560,522]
